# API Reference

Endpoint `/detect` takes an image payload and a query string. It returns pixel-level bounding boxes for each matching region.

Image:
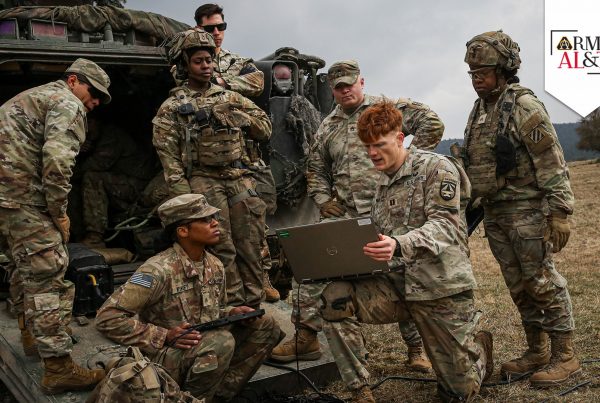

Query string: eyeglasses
[467,67,495,80]
[202,22,227,32]
[198,213,220,223]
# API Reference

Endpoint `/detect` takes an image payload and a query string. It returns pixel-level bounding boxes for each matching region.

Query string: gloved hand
[52,215,70,243]
[319,200,346,218]
[212,102,251,128]
[548,212,570,253]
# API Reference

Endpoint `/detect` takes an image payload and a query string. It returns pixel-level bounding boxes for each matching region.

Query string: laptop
[276,217,390,283]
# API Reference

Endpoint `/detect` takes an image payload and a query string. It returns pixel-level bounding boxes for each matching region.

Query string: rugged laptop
[276,217,390,283]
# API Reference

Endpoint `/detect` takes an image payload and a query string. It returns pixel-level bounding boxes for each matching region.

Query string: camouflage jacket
[214,48,264,97]
[307,94,444,216]
[152,84,271,193]
[0,80,86,218]
[464,84,574,215]
[81,124,156,181]
[96,243,226,355]
[373,147,476,301]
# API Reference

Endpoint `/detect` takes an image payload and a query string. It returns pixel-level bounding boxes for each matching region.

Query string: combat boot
[474,330,494,382]
[41,355,105,395]
[81,231,106,248]
[270,328,321,362]
[351,385,375,403]
[501,326,550,379]
[263,270,280,302]
[529,331,581,387]
[405,345,431,373]
[18,314,38,357]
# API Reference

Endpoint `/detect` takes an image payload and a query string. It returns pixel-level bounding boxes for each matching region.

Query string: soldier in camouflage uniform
[0,58,110,394]
[194,3,264,97]
[271,60,443,372]
[80,119,157,247]
[319,101,493,402]
[462,30,579,387]
[194,3,281,303]
[152,30,272,308]
[96,194,282,401]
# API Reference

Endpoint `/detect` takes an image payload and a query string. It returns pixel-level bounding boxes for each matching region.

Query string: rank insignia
[440,179,457,201]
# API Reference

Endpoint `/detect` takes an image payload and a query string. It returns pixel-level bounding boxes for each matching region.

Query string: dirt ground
[321,160,600,402]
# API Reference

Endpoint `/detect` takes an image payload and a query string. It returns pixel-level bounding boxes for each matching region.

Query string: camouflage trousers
[0,204,74,358]
[189,175,266,307]
[152,315,281,401]
[320,276,486,399]
[483,205,574,332]
[0,237,22,316]
[82,171,148,234]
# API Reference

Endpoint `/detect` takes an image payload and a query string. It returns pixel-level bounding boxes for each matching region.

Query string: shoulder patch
[440,178,457,201]
[528,128,545,144]
[129,273,155,288]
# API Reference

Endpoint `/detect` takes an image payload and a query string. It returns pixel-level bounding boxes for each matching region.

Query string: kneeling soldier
[96,194,282,401]
[320,101,493,402]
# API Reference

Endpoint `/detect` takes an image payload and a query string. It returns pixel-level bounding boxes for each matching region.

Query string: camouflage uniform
[214,48,264,97]
[294,94,444,345]
[152,84,272,307]
[464,83,575,332]
[96,242,281,401]
[81,124,156,235]
[0,79,87,358]
[321,148,488,399]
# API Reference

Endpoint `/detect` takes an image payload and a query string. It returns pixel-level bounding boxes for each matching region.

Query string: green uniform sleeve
[396,158,462,259]
[152,100,192,196]
[307,123,334,206]
[220,58,264,97]
[42,96,86,218]
[515,97,574,215]
[232,92,272,141]
[95,265,169,354]
[397,98,444,151]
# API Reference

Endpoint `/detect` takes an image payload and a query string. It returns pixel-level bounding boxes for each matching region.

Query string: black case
[66,243,114,316]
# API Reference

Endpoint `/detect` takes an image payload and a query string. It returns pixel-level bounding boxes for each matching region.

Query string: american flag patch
[129,273,154,288]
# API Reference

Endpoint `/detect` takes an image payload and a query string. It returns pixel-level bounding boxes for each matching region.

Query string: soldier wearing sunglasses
[194,3,264,97]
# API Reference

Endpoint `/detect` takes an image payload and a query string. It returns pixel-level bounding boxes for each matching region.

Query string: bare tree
[576,108,600,152]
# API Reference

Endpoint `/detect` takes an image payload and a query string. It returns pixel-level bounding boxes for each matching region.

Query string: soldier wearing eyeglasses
[96,193,282,401]
[194,3,264,97]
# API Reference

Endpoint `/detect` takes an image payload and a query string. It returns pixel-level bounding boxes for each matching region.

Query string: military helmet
[166,28,216,64]
[465,30,521,71]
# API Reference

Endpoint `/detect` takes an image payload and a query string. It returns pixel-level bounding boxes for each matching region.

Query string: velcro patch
[129,273,154,288]
[528,129,545,144]
[440,179,458,201]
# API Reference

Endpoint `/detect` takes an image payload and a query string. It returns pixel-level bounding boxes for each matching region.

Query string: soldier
[152,29,271,308]
[194,3,264,97]
[0,58,110,394]
[95,194,282,401]
[80,118,157,248]
[462,30,579,386]
[271,60,443,373]
[195,4,281,302]
[319,100,493,402]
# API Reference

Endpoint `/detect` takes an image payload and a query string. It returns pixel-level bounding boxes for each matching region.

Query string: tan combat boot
[405,345,431,373]
[81,231,106,248]
[41,355,106,395]
[501,327,550,379]
[270,328,321,362]
[263,270,280,302]
[474,330,494,382]
[351,385,375,403]
[529,331,581,387]
[18,314,38,357]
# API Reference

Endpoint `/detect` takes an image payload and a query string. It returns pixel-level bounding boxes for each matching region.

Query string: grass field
[323,160,600,402]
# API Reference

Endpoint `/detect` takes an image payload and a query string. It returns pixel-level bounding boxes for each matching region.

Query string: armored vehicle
[0,1,337,401]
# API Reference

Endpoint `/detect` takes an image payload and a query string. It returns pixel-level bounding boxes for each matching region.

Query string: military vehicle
[0,1,338,401]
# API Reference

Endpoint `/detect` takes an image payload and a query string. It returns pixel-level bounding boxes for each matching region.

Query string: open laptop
[276,217,390,283]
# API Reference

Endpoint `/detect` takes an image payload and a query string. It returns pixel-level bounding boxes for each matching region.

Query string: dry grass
[323,160,600,402]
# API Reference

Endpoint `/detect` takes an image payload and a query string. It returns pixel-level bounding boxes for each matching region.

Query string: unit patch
[528,128,545,144]
[129,273,154,288]
[440,179,457,201]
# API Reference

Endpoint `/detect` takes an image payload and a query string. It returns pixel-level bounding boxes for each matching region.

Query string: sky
[127,0,581,140]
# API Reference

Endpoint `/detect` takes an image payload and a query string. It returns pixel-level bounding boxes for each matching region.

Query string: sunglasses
[77,76,103,100]
[202,22,227,32]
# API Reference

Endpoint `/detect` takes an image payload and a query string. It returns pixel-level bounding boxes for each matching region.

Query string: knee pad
[320,281,355,321]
